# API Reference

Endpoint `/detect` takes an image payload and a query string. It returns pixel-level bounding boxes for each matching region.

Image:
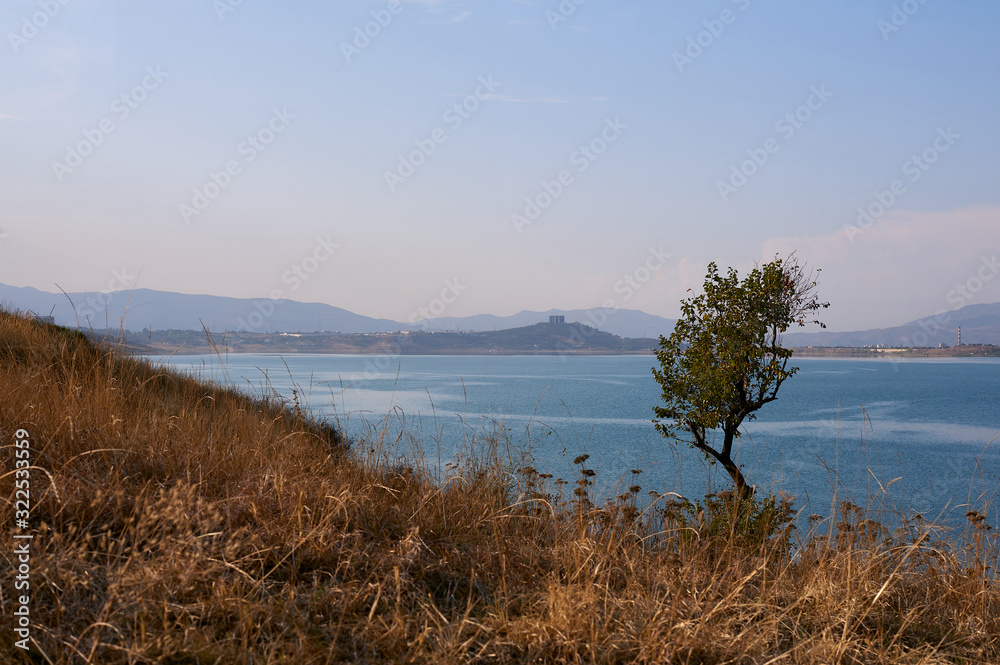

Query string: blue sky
[1,0,998,331]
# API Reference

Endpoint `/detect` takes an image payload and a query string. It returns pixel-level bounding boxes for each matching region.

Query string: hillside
[0,283,675,338]
[414,308,674,339]
[6,281,1000,347]
[121,321,659,355]
[0,283,403,334]
[784,301,1000,347]
[1,308,998,663]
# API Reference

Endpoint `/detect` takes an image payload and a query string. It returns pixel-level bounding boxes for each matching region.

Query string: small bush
[663,491,797,552]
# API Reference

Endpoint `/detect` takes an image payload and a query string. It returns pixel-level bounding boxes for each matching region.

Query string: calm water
[157,353,1000,523]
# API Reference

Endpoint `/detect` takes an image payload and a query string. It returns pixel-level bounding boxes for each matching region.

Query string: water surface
[157,353,1000,524]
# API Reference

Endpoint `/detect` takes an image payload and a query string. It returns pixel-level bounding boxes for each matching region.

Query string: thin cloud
[760,205,1000,330]
[481,94,567,103]
[0,113,16,120]
[415,5,474,24]
[402,0,467,15]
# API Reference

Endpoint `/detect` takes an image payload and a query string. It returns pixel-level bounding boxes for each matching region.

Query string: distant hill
[414,308,674,339]
[125,321,659,355]
[0,284,402,334]
[444,321,658,353]
[2,281,997,347]
[0,284,675,338]
[783,301,1000,347]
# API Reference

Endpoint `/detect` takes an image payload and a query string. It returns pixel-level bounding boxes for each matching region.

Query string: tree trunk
[687,423,753,502]
[720,428,752,501]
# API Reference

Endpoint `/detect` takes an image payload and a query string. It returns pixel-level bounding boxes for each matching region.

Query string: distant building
[549,315,565,324]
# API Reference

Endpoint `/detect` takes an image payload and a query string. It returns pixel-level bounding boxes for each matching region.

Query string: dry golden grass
[1,308,997,664]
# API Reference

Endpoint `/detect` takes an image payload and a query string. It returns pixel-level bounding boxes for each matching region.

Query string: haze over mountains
[782,302,1000,347]
[0,284,403,335]
[1,282,997,347]
[0,283,669,338]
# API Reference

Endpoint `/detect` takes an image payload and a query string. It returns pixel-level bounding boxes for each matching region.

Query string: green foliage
[652,255,828,496]
[664,492,797,551]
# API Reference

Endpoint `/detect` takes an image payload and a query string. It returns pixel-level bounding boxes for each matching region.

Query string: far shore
[79,322,1000,359]
[133,344,659,357]
[128,341,1000,359]
[790,344,1000,358]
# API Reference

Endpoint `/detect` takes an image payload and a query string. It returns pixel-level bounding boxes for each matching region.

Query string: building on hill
[549,315,565,324]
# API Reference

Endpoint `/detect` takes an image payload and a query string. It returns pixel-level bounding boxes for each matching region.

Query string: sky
[1,0,998,332]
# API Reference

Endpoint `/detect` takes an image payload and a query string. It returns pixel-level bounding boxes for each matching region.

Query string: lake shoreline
[133,343,1000,358]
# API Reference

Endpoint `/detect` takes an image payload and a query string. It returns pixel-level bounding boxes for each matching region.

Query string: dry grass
[1,308,998,664]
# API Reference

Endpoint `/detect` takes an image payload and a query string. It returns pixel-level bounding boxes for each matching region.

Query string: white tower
[958,326,962,346]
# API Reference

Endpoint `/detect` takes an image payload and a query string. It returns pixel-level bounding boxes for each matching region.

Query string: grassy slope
[1,309,998,664]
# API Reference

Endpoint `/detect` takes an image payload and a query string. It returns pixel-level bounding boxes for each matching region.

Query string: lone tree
[652,255,828,499]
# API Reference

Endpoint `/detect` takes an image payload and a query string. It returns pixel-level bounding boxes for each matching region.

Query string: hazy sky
[1,0,998,331]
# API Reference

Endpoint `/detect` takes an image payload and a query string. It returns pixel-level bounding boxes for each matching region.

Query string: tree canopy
[652,255,828,498]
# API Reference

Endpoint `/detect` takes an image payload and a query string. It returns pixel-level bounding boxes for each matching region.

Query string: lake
[156,353,1000,525]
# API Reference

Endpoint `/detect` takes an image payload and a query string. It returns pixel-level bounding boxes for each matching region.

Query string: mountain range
[0,283,670,338]
[1,282,997,347]
[782,302,1000,347]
